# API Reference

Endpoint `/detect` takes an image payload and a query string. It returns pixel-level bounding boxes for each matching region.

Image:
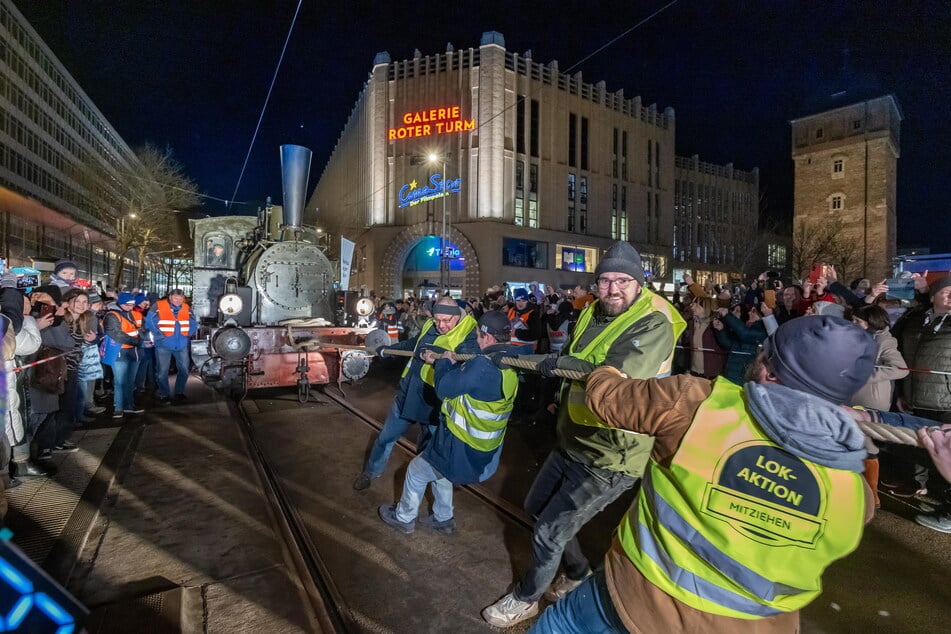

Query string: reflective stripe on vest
[156,300,191,337]
[617,379,866,619]
[400,315,477,386]
[507,307,537,349]
[386,324,399,342]
[109,310,141,349]
[565,288,686,429]
[441,367,519,452]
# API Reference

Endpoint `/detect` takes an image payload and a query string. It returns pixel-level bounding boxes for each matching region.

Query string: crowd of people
[0,259,196,520]
[355,244,951,632]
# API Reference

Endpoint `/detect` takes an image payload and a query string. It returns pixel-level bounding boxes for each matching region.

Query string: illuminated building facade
[0,0,138,284]
[311,31,758,298]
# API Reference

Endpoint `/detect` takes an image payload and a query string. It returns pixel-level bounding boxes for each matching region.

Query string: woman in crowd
[712,304,768,384]
[63,289,99,428]
[681,296,726,379]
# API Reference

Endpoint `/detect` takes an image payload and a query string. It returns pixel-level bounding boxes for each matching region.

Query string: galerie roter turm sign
[388,106,476,140]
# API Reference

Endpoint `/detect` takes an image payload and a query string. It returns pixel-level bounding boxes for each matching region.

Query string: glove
[0,271,16,289]
[536,355,559,378]
[375,345,389,358]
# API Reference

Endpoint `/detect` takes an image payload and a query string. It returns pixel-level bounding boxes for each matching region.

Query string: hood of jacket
[745,381,867,472]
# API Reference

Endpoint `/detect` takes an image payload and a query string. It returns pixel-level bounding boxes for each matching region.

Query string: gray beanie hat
[594,241,646,285]
[763,315,877,404]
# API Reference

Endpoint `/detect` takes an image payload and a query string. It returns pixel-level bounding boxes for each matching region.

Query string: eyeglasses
[596,277,636,290]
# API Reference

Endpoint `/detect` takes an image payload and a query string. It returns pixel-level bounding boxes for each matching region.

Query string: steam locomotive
[188,145,386,400]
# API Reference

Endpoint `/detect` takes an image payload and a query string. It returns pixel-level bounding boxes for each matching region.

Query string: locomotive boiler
[189,145,385,400]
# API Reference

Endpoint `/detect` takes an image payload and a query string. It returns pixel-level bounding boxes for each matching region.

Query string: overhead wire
[227,0,304,211]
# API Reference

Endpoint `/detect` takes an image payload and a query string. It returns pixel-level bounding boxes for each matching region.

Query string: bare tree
[791,216,862,282]
[74,144,200,289]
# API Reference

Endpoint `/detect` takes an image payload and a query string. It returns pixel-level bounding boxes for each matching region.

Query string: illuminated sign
[397,173,462,208]
[388,106,476,140]
[426,246,461,259]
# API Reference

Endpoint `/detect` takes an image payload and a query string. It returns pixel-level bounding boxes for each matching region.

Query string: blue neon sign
[397,173,462,208]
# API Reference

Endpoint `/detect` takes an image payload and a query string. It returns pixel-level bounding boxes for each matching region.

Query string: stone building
[790,95,902,281]
[0,0,139,284]
[311,31,758,299]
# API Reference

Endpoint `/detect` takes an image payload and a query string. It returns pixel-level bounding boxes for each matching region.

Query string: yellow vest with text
[618,379,865,619]
[565,287,686,429]
[401,315,477,386]
[441,366,519,452]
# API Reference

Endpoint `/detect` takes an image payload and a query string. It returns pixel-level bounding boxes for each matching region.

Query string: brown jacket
[585,367,873,634]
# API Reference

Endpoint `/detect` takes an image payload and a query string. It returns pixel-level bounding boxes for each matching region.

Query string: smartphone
[884,278,915,300]
[807,263,827,284]
[16,273,38,289]
[39,303,56,319]
[763,289,777,309]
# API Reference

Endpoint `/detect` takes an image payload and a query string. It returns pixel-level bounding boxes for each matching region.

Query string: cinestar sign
[388,106,476,140]
[397,173,462,208]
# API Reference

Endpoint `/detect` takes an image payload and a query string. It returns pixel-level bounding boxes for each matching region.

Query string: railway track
[232,382,538,633]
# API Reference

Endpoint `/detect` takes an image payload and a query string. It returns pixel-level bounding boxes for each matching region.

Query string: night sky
[16,0,951,251]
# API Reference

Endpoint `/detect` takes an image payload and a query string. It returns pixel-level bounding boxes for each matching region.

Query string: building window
[612,128,619,178]
[528,200,538,228]
[567,207,575,232]
[530,99,540,158]
[556,244,598,272]
[514,198,524,226]
[767,244,787,270]
[579,176,588,205]
[515,161,524,191]
[568,113,577,167]
[529,164,538,194]
[832,157,844,178]
[816,127,824,140]
[611,212,618,239]
[580,117,589,171]
[621,186,627,212]
[567,173,576,200]
[502,237,547,268]
[516,97,526,154]
[830,194,844,211]
[619,212,628,241]
[852,118,862,130]
[580,208,587,234]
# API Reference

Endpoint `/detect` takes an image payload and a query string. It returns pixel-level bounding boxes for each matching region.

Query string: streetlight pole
[440,158,450,293]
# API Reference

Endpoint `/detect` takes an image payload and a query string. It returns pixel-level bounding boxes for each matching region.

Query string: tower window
[830,194,843,211]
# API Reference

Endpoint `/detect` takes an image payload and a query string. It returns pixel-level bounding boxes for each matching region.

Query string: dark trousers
[514,451,637,602]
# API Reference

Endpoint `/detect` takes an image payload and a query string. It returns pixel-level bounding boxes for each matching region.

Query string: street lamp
[426,153,451,292]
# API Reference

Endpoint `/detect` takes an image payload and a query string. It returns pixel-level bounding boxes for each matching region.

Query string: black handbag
[33,345,67,394]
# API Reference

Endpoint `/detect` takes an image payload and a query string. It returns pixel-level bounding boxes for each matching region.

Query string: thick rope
[294,338,923,447]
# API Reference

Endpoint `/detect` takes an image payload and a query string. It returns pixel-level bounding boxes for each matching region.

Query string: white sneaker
[544,571,592,602]
[482,592,539,628]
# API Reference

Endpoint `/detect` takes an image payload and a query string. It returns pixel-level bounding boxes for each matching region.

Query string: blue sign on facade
[397,173,462,208]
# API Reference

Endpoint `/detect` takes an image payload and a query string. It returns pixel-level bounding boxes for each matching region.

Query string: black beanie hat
[594,241,646,285]
[929,274,951,298]
[30,284,62,304]
[763,315,877,404]
[478,310,512,338]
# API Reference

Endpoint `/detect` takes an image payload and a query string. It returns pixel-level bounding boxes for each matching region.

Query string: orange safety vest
[108,309,141,349]
[507,307,537,349]
[156,299,191,337]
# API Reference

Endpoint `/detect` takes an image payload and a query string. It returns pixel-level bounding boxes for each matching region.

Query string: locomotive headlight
[219,292,244,316]
[212,326,252,362]
[355,297,375,317]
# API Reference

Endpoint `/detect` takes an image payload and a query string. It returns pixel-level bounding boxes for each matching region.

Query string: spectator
[133,293,155,393]
[775,284,805,323]
[892,273,951,532]
[146,289,197,404]
[49,259,79,290]
[712,304,768,384]
[101,292,144,418]
[682,297,726,379]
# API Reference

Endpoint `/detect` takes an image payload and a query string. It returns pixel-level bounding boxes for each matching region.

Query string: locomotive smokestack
[280,144,312,232]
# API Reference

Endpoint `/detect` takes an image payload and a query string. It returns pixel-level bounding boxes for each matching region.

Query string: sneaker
[156,396,171,405]
[112,411,124,420]
[86,406,107,415]
[352,473,373,491]
[53,442,80,453]
[419,513,456,535]
[915,512,951,533]
[544,571,592,602]
[481,593,539,628]
[35,449,54,462]
[124,408,145,415]
[377,504,415,534]
[173,394,188,403]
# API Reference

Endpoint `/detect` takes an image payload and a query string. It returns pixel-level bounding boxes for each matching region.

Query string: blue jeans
[135,346,155,389]
[112,356,140,412]
[528,569,627,634]
[514,451,637,602]
[155,346,191,398]
[395,454,453,522]
[364,398,433,478]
